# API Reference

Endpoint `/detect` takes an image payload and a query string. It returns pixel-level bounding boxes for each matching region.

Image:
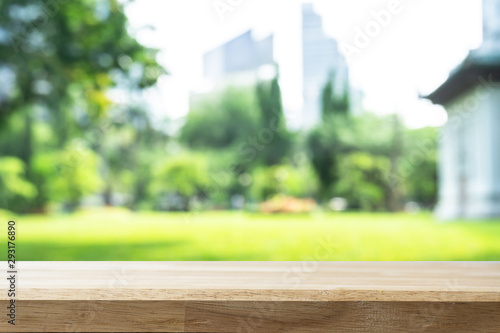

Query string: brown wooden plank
[0,301,185,332]
[3,301,499,332]
[9,261,500,302]
[185,301,500,333]
[0,262,498,332]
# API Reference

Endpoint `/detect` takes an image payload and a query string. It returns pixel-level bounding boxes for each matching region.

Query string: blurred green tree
[321,71,350,121]
[307,73,350,200]
[255,73,292,166]
[180,87,260,149]
[97,105,169,209]
[334,152,390,211]
[33,143,103,211]
[249,164,318,201]
[401,127,438,208]
[150,154,210,211]
[0,0,165,212]
[306,123,340,200]
[0,157,37,212]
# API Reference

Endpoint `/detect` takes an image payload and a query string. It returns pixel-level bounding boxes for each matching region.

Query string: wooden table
[1,262,499,332]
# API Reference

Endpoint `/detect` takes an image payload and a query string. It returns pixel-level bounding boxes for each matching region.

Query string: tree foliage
[321,71,349,121]
[180,87,260,149]
[255,74,292,166]
[307,73,350,200]
[0,0,166,213]
[150,154,210,211]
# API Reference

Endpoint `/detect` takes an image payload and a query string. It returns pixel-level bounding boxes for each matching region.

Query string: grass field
[2,209,500,261]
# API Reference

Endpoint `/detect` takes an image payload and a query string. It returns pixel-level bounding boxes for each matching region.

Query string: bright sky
[125,0,483,129]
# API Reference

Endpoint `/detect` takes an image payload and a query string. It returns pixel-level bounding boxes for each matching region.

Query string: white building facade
[202,30,274,87]
[427,0,500,220]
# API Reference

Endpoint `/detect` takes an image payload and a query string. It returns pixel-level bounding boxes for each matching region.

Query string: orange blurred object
[259,195,317,213]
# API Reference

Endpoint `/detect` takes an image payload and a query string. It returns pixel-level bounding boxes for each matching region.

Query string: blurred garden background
[0,0,499,260]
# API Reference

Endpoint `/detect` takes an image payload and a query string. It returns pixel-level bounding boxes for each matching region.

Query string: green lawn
[2,209,500,260]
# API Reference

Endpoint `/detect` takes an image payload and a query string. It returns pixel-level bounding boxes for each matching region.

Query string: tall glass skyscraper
[302,3,348,128]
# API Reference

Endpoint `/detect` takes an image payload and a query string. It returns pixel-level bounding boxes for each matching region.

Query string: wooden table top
[6,261,500,302]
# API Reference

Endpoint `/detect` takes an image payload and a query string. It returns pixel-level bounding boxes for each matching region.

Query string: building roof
[425,51,500,105]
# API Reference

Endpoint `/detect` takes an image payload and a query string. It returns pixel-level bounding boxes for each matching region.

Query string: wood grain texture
[1,262,499,332]
[185,301,500,333]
